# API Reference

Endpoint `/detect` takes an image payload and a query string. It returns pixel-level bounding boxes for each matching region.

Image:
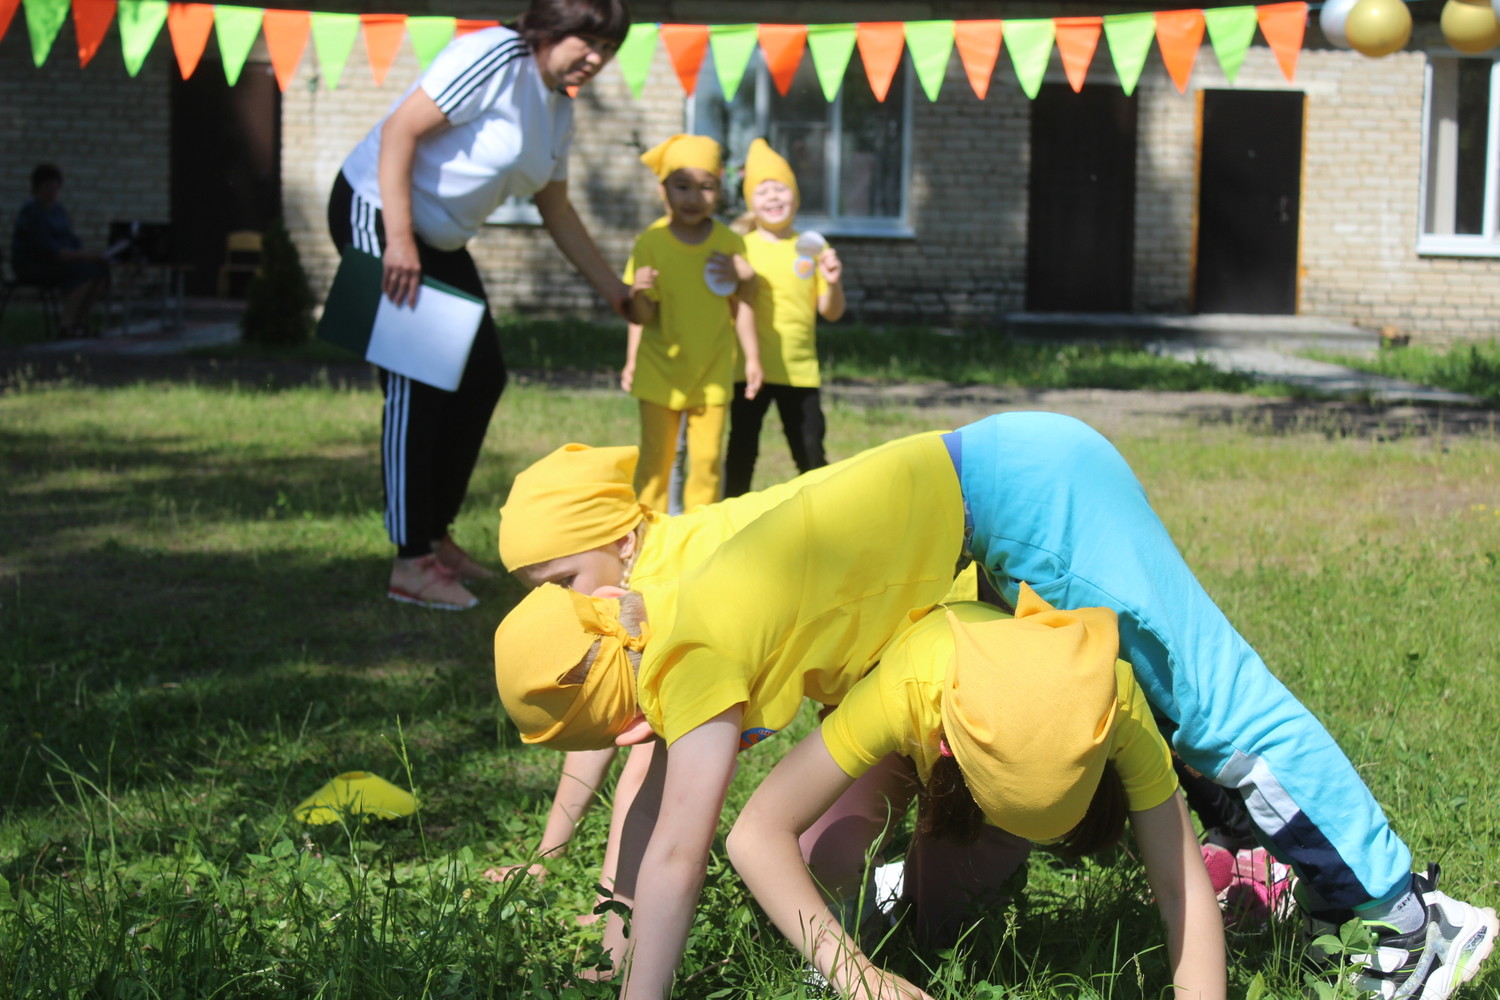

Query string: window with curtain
[1421,54,1500,255]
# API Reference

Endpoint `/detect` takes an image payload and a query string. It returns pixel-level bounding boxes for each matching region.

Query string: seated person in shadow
[11,164,110,336]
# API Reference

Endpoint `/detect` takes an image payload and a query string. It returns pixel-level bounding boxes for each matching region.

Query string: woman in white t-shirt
[328,0,632,610]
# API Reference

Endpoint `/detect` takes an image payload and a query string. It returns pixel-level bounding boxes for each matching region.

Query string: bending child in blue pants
[951,412,1493,1000]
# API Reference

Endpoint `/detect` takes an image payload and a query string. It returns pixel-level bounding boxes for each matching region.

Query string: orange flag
[1256,1,1306,83]
[1053,16,1101,93]
[455,18,497,36]
[361,12,406,86]
[0,0,19,44]
[74,0,117,66]
[1154,8,1204,94]
[856,21,904,101]
[953,19,1002,99]
[263,8,310,91]
[166,2,215,78]
[757,23,806,96]
[659,23,709,95]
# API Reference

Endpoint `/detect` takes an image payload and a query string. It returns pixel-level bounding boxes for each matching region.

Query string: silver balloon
[1321,0,1360,48]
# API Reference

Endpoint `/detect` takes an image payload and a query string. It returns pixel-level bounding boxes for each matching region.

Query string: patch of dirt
[5,349,1497,441]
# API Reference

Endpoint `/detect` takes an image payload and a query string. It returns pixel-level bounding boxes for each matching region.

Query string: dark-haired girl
[328,0,633,610]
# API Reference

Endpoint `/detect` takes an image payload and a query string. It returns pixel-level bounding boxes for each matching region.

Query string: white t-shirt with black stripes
[341,26,574,251]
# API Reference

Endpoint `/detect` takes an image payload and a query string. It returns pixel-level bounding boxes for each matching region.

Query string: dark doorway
[170,62,281,297]
[1195,89,1304,315]
[1025,83,1137,312]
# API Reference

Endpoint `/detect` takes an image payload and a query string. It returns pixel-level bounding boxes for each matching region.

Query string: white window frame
[687,51,916,239]
[1418,52,1500,257]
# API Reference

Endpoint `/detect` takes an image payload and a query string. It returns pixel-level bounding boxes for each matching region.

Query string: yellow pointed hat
[640,134,722,179]
[742,138,799,208]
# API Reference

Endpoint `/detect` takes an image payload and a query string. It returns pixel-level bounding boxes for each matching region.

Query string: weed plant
[2,377,1498,999]
[1315,340,1500,405]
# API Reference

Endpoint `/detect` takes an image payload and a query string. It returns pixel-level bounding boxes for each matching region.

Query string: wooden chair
[216,230,263,298]
[0,248,64,337]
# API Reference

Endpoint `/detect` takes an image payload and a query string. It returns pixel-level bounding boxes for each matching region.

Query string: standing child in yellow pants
[624,135,763,512]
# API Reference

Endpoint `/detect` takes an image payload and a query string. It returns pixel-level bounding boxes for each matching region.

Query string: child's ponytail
[1052,761,1128,860]
[917,751,986,845]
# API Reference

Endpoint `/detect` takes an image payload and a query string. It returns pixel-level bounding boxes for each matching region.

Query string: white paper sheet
[367,286,487,391]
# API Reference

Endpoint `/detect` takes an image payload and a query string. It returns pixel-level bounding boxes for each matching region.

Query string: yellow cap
[741,137,799,209]
[939,585,1121,841]
[493,584,646,751]
[640,134,722,180]
[498,443,647,572]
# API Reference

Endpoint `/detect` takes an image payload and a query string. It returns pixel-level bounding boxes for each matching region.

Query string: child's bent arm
[817,249,845,322]
[1131,794,1227,1000]
[729,731,935,1000]
[732,299,764,399]
[619,707,743,1000]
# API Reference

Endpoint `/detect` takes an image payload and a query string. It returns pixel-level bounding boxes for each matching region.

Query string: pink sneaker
[1222,847,1295,927]
[1201,843,1237,895]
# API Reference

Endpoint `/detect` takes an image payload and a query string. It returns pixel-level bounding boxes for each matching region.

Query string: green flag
[214,4,262,86]
[1103,12,1155,96]
[708,23,757,100]
[1003,19,1055,100]
[1203,6,1257,85]
[118,0,168,77]
[23,0,68,67]
[806,23,855,102]
[310,11,359,90]
[407,16,455,71]
[615,21,657,99]
[904,20,954,102]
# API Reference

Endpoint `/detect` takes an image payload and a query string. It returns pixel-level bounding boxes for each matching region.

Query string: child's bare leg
[798,753,920,901]
[586,741,655,924]
[483,748,617,881]
[591,738,668,980]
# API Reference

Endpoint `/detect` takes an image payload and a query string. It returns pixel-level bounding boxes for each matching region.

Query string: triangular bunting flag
[1203,6,1256,84]
[708,23,757,100]
[166,2,213,78]
[905,20,955,102]
[1154,9,1204,94]
[360,12,405,86]
[1003,18,1055,100]
[614,20,656,99]
[856,22,904,102]
[1054,16,1101,92]
[659,23,708,95]
[953,19,1002,99]
[310,10,358,88]
[1102,12,1155,95]
[1,0,20,45]
[454,18,496,36]
[406,16,454,70]
[806,22,856,102]
[1256,1,1306,83]
[23,0,69,67]
[214,4,262,86]
[262,8,310,91]
[119,0,167,75]
[757,23,806,96]
[74,0,117,66]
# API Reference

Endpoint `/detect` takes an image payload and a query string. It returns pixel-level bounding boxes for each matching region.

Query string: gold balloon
[1442,0,1500,53]
[1345,0,1414,56]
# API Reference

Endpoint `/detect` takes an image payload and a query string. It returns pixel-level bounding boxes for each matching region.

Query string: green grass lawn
[2,374,1499,999]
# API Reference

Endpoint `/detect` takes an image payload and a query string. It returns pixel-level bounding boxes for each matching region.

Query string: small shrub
[241,218,314,348]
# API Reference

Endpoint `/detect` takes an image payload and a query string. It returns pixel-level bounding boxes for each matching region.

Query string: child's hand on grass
[482,861,548,883]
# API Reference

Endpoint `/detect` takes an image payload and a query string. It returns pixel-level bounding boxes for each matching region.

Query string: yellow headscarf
[741,137,799,209]
[939,585,1121,841]
[498,443,648,572]
[494,584,650,752]
[640,134,722,180]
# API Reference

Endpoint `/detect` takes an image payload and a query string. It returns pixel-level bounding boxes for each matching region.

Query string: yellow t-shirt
[739,230,829,388]
[636,432,965,750]
[624,220,746,409]
[821,602,1178,823]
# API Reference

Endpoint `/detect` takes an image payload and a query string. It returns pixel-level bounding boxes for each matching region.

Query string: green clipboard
[316,246,483,359]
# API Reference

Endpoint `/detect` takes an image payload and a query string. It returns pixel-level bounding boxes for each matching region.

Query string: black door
[1026,83,1137,312]
[1195,89,1303,315]
[170,62,282,297]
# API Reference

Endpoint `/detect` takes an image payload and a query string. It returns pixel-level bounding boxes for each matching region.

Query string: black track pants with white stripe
[327,172,507,558]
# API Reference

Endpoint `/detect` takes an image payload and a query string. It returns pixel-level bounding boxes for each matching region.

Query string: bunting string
[10,0,1311,97]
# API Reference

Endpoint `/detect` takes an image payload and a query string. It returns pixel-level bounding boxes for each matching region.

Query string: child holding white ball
[723,139,845,496]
